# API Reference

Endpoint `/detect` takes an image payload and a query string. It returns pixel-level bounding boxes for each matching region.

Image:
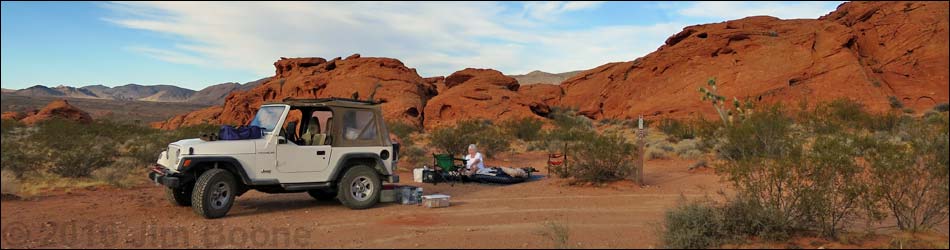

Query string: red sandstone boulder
[423,68,549,130]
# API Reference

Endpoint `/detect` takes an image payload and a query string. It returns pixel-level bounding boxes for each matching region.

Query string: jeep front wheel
[191,169,237,219]
[165,185,193,206]
[338,165,381,210]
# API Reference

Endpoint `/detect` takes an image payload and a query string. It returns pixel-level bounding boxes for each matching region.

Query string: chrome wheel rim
[350,176,373,202]
[210,181,231,210]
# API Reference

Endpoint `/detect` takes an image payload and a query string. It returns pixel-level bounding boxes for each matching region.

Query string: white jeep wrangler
[149,98,400,219]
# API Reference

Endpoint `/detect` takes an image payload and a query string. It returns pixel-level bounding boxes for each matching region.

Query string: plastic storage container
[422,194,451,208]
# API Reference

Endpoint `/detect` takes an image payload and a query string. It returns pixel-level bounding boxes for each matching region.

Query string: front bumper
[149,164,181,188]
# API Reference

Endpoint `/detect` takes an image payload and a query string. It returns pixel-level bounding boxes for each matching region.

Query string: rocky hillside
[557,1,948,120]
[153,1,947,130]
[185,78,268,105]
[8,80,264,105]
[509,70,584,85]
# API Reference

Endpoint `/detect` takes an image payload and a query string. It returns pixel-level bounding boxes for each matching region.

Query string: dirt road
[1,154,723,248]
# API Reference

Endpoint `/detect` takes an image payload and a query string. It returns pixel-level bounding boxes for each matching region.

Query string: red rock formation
[155,55,437,129]
[519,84,564,107]
[559,1,948,120]
[1,111,26,121]
[423,68,549,130]
[19,100,93,125]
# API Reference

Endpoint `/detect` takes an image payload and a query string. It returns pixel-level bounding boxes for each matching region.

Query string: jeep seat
[301,116,326,146]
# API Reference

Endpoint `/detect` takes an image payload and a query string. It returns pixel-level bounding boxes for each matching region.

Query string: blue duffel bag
[219,125,263,140]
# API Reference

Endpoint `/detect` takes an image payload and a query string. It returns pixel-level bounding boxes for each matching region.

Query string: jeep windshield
[248,106,284,133]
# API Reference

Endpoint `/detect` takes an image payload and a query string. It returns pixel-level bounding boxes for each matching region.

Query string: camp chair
[547,152,567,176]
[430,153,468,184]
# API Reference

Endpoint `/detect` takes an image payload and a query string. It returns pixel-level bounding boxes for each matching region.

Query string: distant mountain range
[508,70,584,85]
[4,78,268,105]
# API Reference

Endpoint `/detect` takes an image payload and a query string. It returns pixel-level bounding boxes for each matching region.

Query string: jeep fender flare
[179,156,255,186]
[329,153,389,183]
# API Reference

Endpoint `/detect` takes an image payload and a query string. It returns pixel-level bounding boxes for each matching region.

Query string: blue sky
[1,1,842,91]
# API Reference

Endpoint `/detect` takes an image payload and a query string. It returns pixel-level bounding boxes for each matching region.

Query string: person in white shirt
[463,144,487,176]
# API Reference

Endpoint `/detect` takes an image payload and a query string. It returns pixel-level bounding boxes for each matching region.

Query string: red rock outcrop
[519,84,564,107]
[558,1,948,120]
[1,111,26,121]
[155,55,438,129]
[18,100,93,125]
[423,68,549,130]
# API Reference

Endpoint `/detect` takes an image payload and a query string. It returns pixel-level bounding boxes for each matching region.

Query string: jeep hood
[171,139,256,155]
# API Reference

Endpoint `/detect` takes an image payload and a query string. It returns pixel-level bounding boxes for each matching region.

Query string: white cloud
[522,1,605,21]
[104,1,675,78]
[678,1,842,20]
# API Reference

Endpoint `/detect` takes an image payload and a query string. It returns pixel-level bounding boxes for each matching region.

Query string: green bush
[888,96,904,109]
[657,118,695,141]
[387,121,419,141]
[661,200,724,249]
[804,132,869,237]
[92,157,142,188]
[547,106,592,132]
[935,103,950,112]
[660,197,794,249]
[865,119,949,232]
[718,196,790,241]
[716,105,798,161]
[501,117,543,141]
[563,131,636,183]
[1,118,216,180]
[430,120,510,158]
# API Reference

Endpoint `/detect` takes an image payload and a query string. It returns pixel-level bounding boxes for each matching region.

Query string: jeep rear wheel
[192,169,236,219]
[307,189,337,201]
[165,185,193,206]
[338,165,381,210]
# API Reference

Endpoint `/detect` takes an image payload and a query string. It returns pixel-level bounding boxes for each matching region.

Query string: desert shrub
[716,105,798,161]
[399,144,427,164]
[658,118,695,141]
[1,119,23,135]
[661,200,724,249]
[430,120,510,158]
[864,111,907,132]
[935,103,950,112]
[547,106,592,131]
[501,117,543,141]
[387,121,419,141]
[661,197,794,249]
[1,170,20,195]
[888,96,904,109]
[802,132,869,237]
[537,221,571,249]
[539,109,638,183]
[645,147,669,160]
[1,130,36,177]
[864,119,949,232]
[92,157,142,188]
[718,196,790,241]
[564,131,636,183]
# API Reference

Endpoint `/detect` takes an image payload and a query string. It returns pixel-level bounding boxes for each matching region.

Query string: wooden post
[630,115,646,186]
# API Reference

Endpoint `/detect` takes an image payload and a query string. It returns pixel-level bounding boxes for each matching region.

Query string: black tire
[164,185,192,206]
[337,165,381,210]
[191,169,237,219]
[473,174,527,184]
[307,189,337,201]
